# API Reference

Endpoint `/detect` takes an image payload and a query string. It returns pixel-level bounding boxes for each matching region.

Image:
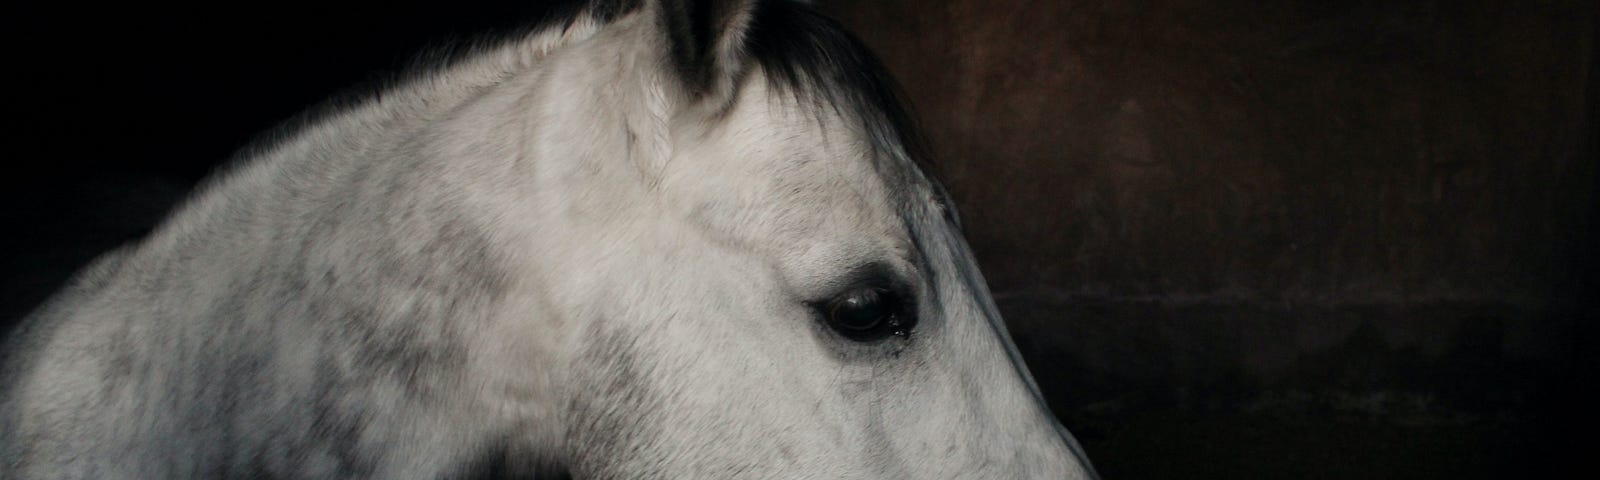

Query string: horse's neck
[248,17,609,186]
[139,18,614,259]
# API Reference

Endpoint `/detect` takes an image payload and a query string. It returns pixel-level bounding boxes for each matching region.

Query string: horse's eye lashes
[7,0,1100,476]
[814,284,916,342]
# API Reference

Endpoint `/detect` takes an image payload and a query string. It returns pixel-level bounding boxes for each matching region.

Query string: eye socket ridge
[810,275,917,342]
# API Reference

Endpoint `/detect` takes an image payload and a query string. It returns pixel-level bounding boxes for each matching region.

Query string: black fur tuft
[658,0,750,96]
[744,1,939,193]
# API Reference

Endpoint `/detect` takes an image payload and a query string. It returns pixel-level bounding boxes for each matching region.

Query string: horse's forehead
[663,78,922,272]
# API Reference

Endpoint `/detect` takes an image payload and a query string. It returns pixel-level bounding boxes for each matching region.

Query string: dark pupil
[829,288,899,333]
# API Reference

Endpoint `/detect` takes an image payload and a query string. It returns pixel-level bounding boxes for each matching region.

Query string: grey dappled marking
[0,1,1096,478]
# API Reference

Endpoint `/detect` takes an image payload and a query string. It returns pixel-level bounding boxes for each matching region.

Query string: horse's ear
[655,0,758,101]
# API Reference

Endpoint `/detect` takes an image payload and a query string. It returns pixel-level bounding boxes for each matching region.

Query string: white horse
[0,0,1098,478]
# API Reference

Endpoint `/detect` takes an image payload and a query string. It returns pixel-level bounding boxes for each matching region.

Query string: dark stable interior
[3,1,1595,478]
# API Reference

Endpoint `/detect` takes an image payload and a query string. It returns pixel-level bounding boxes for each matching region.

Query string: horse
[0,0,1098,477]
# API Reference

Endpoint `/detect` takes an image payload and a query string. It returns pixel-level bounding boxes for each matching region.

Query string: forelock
[740,1,955,226]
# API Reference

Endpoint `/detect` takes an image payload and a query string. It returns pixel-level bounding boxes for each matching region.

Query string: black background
[3,1,1596,478]
[3,1,570,323]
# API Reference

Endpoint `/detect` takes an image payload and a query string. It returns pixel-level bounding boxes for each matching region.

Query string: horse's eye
[823,287,912,341]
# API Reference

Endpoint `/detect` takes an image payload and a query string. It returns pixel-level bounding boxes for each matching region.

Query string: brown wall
[822,0,1592,303]
[818,1,1595,477]
[0,2,1590,477]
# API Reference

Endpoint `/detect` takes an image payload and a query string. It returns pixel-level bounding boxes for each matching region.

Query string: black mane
[745,1,935,173]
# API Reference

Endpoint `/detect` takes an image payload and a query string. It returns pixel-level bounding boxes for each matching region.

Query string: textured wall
[0,1,1592,477]
[820,0,1592,303]
[817,0,1595,477]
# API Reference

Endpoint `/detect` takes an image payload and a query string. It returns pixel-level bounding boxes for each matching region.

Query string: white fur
[0,2,1096,478]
